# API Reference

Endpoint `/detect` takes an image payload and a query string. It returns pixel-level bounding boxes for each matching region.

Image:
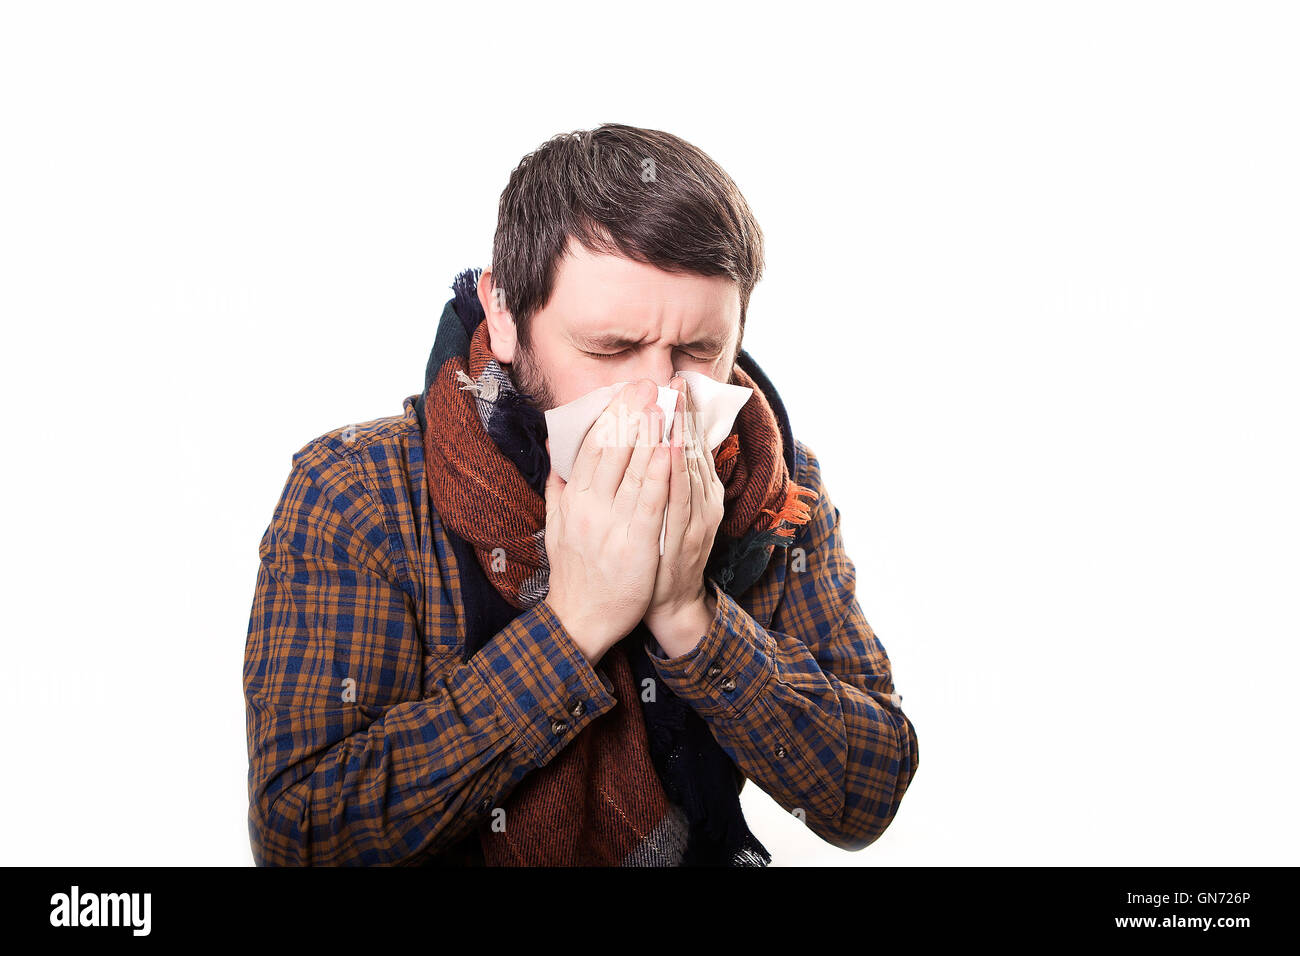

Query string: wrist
[646,589,716,658]
[543,598,606,665]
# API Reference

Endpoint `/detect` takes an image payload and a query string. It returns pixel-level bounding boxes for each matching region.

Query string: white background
[1,1,1295,866]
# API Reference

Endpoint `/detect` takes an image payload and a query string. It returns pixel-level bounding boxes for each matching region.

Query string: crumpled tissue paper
[543,370,752,553]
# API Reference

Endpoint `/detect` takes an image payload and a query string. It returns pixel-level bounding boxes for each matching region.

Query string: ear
[477,267,518,364]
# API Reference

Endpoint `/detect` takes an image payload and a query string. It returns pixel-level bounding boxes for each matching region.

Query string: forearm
[248,593,618,866]
[249,687,515,866]
[643,580,919,850]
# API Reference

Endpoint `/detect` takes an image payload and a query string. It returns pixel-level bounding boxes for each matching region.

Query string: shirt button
[707,663,722,678]
[479,797,492,812]
[568,698,586,718]
[720,677,736,692]
[551,719,569,735]
[775,745,787,759]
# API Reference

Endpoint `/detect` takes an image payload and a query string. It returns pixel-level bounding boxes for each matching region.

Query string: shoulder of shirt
[274,393,425,545]
[792,437,823,488]
[287,393,423,472]
[267,394,427,581]
[787,437,841,553]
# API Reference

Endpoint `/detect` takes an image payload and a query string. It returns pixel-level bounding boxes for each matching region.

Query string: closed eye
[580,347,713,361]
[581,349,630,360]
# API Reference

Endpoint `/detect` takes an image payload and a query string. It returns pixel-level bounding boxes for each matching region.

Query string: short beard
[507,336,557,412]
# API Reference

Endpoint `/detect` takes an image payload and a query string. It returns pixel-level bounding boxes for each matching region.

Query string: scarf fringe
[732,843,773,867]
[714,434,740,466]
[759,483,819,540]
[454,368,501,402]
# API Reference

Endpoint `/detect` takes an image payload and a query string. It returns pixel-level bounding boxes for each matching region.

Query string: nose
[625,352,677,389]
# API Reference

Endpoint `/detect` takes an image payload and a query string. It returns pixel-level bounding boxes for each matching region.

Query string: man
[243,123,919,866]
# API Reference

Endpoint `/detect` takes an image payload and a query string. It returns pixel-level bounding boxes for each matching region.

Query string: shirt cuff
[468,599,618,768]
[643,579,777,719]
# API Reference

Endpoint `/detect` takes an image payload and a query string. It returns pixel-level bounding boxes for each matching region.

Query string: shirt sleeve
[243,444,617,865]
[642,442,920,851]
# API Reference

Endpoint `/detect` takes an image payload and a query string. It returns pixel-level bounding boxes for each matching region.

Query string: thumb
[544,438,564,521]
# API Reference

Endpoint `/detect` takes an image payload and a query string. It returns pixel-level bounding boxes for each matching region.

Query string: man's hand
[643,373,725,657]
[542,379,670,665]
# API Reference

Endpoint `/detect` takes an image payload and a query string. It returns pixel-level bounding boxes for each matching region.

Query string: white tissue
[543,370,753,553]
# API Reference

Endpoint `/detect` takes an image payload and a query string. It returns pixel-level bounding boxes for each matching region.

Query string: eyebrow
[573,331,728,353]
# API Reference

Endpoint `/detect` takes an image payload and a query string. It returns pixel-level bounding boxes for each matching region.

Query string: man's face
[485,241,741,411]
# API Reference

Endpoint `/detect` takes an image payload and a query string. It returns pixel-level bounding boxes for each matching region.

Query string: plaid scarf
[420,268,817,866]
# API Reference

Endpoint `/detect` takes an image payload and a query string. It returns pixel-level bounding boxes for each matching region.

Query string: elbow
[823,798,901,852]
[248,778,315,866]
[833,797,907,852]
[248,805,280,867]
[823,711,920,852]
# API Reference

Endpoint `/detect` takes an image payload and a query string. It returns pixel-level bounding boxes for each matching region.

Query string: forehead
[544,240,740,336]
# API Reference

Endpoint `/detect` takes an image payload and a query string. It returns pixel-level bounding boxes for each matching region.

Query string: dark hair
[490,124,765,355]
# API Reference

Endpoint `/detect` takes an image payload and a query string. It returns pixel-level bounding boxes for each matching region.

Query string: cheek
[699,354,730,380]
[552,368,615,407]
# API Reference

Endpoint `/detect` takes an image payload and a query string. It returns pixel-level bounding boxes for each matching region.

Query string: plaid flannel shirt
[243,392,920,865]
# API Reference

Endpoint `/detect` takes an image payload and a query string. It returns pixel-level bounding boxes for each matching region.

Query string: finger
[702,431,721,505]
[665,378,691,535]
[544,438,565,547]
[590,380,656,502]
[612,403,663,522]
[544,438,564,521]
[570,380,638,492]
[678,381,704,491]
[684,415,707,529]
[681,385,722,509]
[674,377,723,517]
[567,418,604,492]
[669,374,690,453]
[680,377,720,513]
[632,435,672,540]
